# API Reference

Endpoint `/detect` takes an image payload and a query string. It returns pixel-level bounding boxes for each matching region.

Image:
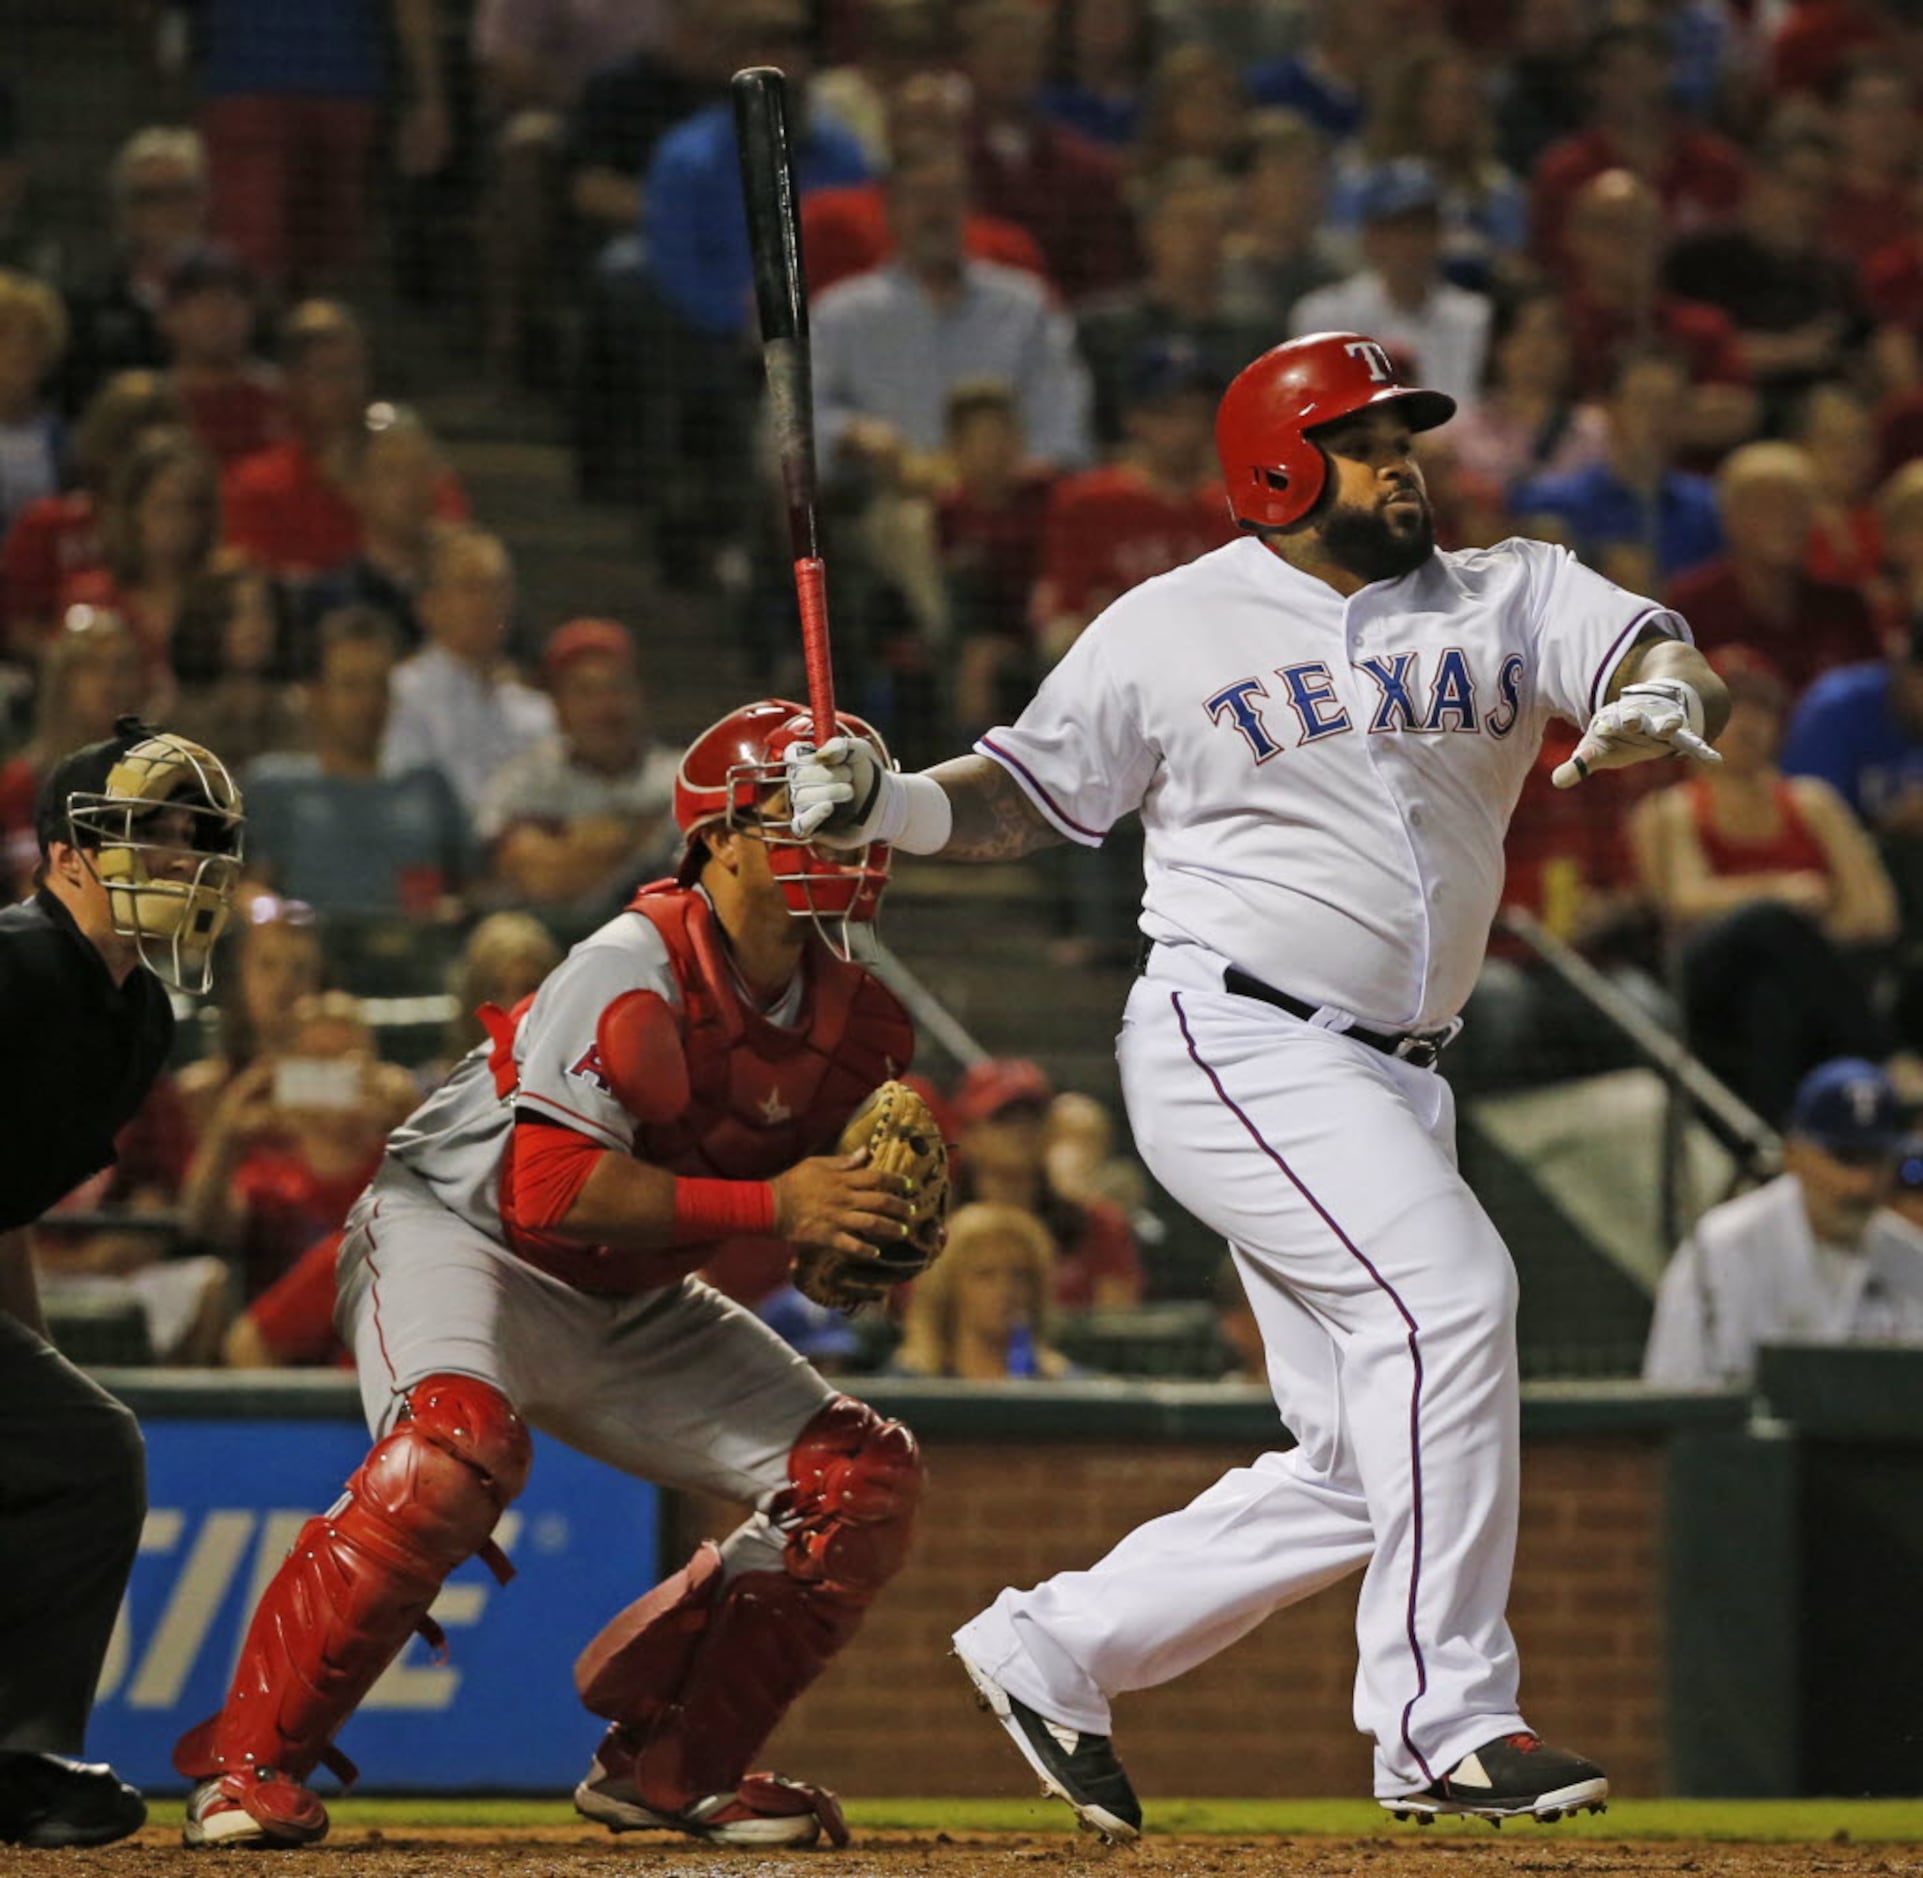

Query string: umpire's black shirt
[0,889,173,1232]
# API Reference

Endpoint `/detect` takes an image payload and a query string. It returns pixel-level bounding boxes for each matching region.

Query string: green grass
[306,1796,1923,1842]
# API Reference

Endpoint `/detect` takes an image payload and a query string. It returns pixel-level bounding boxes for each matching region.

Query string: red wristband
[671,1176,777,1243]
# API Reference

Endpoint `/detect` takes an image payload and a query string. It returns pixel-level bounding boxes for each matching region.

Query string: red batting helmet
[674,699,892,923]
[1216,332,1456,531]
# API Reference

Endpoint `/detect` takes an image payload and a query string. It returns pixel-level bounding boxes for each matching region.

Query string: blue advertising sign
[89,1419,660,1793]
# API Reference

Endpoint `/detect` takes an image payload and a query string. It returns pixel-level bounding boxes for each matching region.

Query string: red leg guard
[576,1395,922,1812]
[174,1375,531,1786]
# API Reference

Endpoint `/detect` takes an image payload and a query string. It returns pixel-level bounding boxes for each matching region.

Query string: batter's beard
[1317,494,1436,584]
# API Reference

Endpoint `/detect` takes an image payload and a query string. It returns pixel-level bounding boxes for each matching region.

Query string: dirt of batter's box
[16,1829,1923,1878]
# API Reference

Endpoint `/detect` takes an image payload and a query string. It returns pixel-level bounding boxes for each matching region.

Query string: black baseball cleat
[0,1751,147,1848]
[957,1650,1142,1843]
[1383,1732,1608,1824]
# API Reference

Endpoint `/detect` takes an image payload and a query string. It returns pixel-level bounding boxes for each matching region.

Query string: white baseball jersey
[1644,1176,1923,1389]
[977,534,1683,1031]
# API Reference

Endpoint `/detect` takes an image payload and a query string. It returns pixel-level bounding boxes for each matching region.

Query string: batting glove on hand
[1552,680,1721,789]
[788,735,889,846]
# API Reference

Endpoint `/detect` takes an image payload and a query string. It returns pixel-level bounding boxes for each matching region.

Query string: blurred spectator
[1798,380,1884,593]
[1514,350,1723,594]
[194,0,450,291]
[157,243,284,466]
[60,428,219,684]
[802,76,1049,297]
[1461,716,1661,1092]
[470,0,664,379]
[60,128,209,413]
[1,369,184,651]
[1824,60,1917,268]
[167,570,302,768]
[1781,576,1923,976]
[1211,1253,1266,1382]
[1528,21,1748,271]
[1032,342,1234,664]
[436,907,563,1067]
[1770,0,1896,100]
[381,526,554,818]
[177,895,326,1135]
[951,1057,1144,1308]
[0,610,147,896]
[1448,287,1607,498]
[1078,160,1272,448]
[815,144,1094,650]
[1645,1058,1917,1388]
[960,0,1137,301]
[477,617,678,920]
[248,606,469,917]
[1665,126,1865,433]
[811,0,950,168]
[562,0,733,253]
[1332,40,1526,292]
[0,270,68,542]
[1246,0,1381,143]
[1044,1088,1156,1231]
[611,0,867,571]
[180,990,418,1299]
[1220,110,1345,326]
[222,1226,347,1368]
[1289,160,1492,410]
[1669,442,1881,697]
[1861,176,1923,391]
[889,1201,1078,1379]
[1558,169,1756,458]
[223,303,467,579]
[296,406,449,663]
[1037,0,1158,149]
[1491,0,1590,177]
[1632,647,1895,1124]
[1133,43,1250,185]
[938,381,1054,736]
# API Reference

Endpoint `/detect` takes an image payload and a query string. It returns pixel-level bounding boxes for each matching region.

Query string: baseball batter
[790,333,1731,1835]
[174,701,934,1853]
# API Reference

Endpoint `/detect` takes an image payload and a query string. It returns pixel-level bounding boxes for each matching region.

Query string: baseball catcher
[173,700,942,1852]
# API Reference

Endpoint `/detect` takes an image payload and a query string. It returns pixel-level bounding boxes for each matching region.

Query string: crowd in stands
[19,0,1923,1381]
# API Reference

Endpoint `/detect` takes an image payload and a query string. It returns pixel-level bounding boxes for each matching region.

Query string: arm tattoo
[924,754,1064,860]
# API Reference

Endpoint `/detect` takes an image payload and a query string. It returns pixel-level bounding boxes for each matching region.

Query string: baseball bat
[732,64,837,745]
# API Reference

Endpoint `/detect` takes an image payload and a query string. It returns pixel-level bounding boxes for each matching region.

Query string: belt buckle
[1395,1035,1441,1069]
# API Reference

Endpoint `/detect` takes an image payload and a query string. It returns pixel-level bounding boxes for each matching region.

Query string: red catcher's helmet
[674,699,892,923]
[1216,332,1456,530]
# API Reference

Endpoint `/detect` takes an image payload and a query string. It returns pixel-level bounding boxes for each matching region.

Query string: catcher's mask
[42,715,245,993]
[673,699,892,940]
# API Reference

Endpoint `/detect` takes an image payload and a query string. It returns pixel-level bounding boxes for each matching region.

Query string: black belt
[1221,967,1455,1069]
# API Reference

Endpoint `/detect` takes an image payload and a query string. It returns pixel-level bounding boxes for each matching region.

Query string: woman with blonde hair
[0,607,147,893]
[439,909,562,1067]
[891,1202,1077,1380]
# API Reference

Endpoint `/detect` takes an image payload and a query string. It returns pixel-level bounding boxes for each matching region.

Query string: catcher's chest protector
[624,889,914,1178]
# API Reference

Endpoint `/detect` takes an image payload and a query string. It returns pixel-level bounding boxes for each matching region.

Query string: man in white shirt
[381,525,556,818]
[1644,1058,1923,1389]
[477,616,680,918]
[1289,161,1491,411]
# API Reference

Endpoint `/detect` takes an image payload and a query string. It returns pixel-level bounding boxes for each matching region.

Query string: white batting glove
[1552,680,1721,789]
[788,735,889,846]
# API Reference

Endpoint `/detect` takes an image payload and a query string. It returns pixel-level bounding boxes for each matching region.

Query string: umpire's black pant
[0,1312,145,1754]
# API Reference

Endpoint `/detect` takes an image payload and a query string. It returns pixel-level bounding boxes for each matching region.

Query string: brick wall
[679,1432,1667,1798]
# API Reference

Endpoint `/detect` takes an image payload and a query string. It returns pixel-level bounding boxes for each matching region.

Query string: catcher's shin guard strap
[599,1397,923,1811]
[172,1376,530,1785]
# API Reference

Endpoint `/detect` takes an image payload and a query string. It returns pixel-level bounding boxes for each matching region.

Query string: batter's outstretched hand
[788,736,890,847]
[772,1148,914,1256]
[1553,680,1722,789]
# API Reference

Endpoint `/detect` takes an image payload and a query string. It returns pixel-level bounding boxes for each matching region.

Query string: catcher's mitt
[795,1079,950,1310]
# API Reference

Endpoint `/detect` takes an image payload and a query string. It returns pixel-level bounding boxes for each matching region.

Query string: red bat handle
[793,555,835,744]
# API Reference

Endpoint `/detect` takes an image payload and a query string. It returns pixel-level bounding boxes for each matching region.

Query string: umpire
[0,715,242,1847]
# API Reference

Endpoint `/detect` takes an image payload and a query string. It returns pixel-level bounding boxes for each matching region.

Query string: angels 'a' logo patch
[569,1044,610,1093]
